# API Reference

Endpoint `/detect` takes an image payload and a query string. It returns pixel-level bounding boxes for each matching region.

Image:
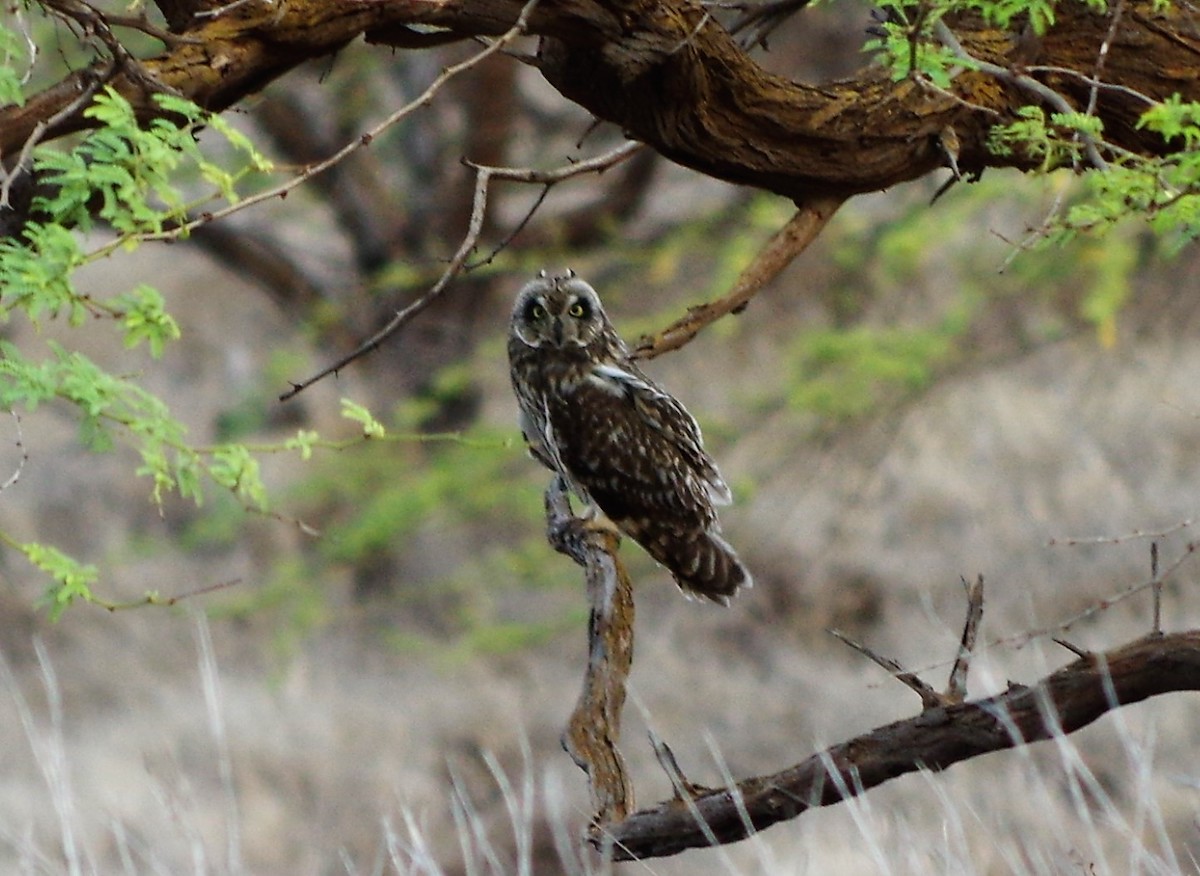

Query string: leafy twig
[932,20,1108,171]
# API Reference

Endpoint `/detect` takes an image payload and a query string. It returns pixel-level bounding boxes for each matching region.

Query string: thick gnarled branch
[4,0,1197,207]
[602,630,1200,861]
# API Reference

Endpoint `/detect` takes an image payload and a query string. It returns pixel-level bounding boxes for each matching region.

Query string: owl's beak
[552,317,564,346]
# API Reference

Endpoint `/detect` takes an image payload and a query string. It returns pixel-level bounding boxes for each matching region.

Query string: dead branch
[829,628,945,711]
[633,195,843,360]
[543,477,635,826]
[829,575,983,712]
[947,574,984,702]
[277,161,490,401]
[601,630,1200,861]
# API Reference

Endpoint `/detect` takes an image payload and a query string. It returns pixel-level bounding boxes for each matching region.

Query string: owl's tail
[640,526,752,605]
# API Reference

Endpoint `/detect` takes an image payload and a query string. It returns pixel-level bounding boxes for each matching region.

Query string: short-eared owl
[507,270,751,604]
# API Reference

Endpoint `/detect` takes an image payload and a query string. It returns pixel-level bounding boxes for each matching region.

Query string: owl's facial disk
[515,280,602,349]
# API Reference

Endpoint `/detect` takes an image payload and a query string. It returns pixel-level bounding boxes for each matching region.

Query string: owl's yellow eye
[528,303,547,320]
[568,301,589,318]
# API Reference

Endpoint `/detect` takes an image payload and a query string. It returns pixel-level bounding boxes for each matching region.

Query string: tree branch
[5,0,1197,208]
[633,195,843,360]
[544,477,636,826]
[601,630,1200,861]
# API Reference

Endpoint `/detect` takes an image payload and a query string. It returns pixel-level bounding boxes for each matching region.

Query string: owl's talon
[580,510,622,540]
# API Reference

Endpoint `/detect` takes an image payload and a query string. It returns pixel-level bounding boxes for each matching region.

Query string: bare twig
[0,62,112,209]
[832,577,983,710]
[192,0,259,19]
[602,631,1200,860]
[464,141,643,268]
[94,578,242,612]
[276,3,542,401]
[279,163,493,400]
[650,730,718,800]
[828,628,945,711]
[0,411,28,494]
[1047,518,1192,546]
[1151,539,1163,636]
[41,0,172,98]
[1085,0,1125,119]
[870,539,1200,688]
[633,195,844,360]
[946,574,984,702]
[1052,637,1090,659]
[468,141,641,187]
[1024,66,1158,108]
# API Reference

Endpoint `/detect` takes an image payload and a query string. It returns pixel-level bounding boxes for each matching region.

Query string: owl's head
[509,270,614,351]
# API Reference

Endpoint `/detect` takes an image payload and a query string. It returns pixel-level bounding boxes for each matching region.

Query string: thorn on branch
[650,730,718,801]
[1052,637,1091,659]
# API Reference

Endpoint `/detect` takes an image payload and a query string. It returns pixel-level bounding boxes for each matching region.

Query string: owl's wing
[585,362,732,507]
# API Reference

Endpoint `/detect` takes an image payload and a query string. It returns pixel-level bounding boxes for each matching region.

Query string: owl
[507,270,751,604]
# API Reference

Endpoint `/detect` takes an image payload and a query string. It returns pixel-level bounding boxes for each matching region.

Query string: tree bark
[601,631,1200,861]
[4,0,1198,203]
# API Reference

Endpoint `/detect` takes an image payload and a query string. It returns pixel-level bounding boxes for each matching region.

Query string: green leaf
[210,444,268,511]
[112,285,182,357]
[0,24,28,107]
[341,399,387,438]
[23,542,99,621]
[285,429,320,461]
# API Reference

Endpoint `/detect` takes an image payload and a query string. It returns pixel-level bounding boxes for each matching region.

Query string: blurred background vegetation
[3,1,1200,873]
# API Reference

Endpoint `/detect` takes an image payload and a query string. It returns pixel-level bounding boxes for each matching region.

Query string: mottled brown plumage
[507,270,750,603]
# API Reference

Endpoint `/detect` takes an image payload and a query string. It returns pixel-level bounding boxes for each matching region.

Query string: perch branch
[602,630,1200,860]
[633,195,843,360]
[543,477,635,826]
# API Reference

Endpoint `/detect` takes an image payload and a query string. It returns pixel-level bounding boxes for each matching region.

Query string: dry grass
[2,600,1199,875]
